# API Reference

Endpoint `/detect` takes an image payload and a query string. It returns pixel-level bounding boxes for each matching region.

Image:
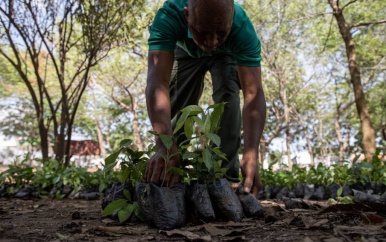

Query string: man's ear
[183,7,189,21]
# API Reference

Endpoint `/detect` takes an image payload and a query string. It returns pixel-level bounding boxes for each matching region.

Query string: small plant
[102,139,148,223]
[328,186,354,204]
[147,132,180,187]
[103,139,148,186]
[307,163,333,186]
[1,153,35,189]
[172,103,228,184]
[330,162,356,186]
[0,153,116,198]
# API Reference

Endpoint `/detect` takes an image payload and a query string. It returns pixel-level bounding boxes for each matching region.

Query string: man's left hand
[240,158,263,198]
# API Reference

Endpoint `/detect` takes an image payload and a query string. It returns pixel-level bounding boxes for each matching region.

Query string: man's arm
[237,66,266,197]
[146,50,175,138]
[145,50,179,185]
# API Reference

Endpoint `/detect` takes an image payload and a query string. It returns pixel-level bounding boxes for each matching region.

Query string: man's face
[184,3,233,52]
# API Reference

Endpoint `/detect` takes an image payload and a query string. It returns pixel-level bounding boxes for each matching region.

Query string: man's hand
[145,145,180,187]
[240,158,263,198]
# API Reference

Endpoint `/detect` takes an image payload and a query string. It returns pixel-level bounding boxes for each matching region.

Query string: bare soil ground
[1,196,385,242]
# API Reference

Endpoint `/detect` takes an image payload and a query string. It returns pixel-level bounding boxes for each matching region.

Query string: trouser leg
[209,54,241,182]
[170,47,207,145]
[169,48,241,182]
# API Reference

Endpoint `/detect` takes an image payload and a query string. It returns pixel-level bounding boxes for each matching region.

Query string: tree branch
[363,56,386,86]
[341,0,357,12]
[351,19,386,28]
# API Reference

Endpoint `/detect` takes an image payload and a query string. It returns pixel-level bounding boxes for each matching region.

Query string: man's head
[184,0,234,52]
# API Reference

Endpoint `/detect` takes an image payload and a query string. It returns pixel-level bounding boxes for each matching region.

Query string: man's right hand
[145,145,180,186]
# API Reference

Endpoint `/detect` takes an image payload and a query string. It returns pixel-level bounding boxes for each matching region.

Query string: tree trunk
[281,88,292,170]
[38,120,49,160]
[95,116,106,159]
[334,114,345,162]
[297,114,314,167]
[329,0,376,161]
[132,103,144,151]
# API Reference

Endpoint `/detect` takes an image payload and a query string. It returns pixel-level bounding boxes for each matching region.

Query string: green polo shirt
[148,0,261,67]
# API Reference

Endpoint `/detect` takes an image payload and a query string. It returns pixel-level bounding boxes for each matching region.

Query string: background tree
[326,0,385,160]
[244,0,322,168]
[0,0,147,164]
[242,0,386,167]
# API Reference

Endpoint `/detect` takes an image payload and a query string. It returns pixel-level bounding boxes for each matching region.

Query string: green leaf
[193,116,204,130]
[212,147,228,161]
[105,151,121,166]
[205,133,221,147]
[181,105,204,115]
[99,183,107,193]
[208,103,224,129]
[202,148,213,171]
[119,167,130,184]
[184,117,194,139]
[169,167,186,176]
[133,202,144,221]
[207,103,225,110]
[102,161,117,174]
[159,134,173,150]
[119,139,133,148]
[102,199,127,216]
[123,189,131,201]
[52,176,61,184]
[203,112,211,134]
[182,151,200,160]
[337,186,343,197]
[338,196,354,204]
[174,112,190,134]
[118,204,134,223]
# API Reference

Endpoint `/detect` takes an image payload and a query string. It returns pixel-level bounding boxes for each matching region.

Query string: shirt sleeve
[148,3,186,52]
[231,16,262,67]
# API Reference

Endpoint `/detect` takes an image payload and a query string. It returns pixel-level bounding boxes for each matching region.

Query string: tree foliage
[0,0,147,164]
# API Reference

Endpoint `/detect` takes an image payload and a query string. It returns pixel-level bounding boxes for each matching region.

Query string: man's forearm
[242,91,266,162]
[145,81,173,146]
[146,51,175,147]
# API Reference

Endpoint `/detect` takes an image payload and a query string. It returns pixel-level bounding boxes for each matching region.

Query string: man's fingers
[231,182,240,189]
[169,174,179,186]
[145,162,153,182]
[161,169,172,186]
[150,168,161,185]
[144,150,180,186]
[251,183,259,197]
[243,176,253,194]
[251,173,263,198]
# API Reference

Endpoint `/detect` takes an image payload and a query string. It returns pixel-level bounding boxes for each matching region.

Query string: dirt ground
[0,196,385,242]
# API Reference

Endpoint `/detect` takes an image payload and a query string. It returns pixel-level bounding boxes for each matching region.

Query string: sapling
[148,132,180,187]
[136,132,187,229]
[172,103,245,222]
[102,139,148,223]
[172,103,228,183]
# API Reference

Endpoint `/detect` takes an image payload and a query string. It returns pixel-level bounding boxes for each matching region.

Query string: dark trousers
[169,47,241,182]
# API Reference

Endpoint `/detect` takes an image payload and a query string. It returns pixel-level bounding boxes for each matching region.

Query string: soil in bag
[310,185,325,200]
[303,183,315,200]
[137,182,187,230]
[186,182,215,223]
[208,178,243,222]
[135,182,154,227]
[236,185,264,218]
[327,183,340,199]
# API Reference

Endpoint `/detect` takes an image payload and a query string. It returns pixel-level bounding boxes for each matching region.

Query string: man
[145,0,266,198]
